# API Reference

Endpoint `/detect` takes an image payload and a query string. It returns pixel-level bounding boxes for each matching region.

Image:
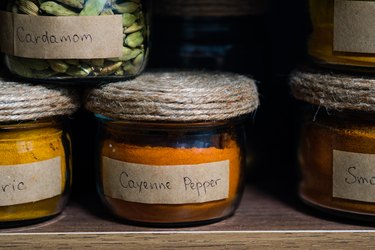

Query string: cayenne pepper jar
[85,71,259,226]
[291,68,375,219]
[0,78,79,226]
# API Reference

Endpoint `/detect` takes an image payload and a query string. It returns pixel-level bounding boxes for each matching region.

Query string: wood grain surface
[0,184,374,248]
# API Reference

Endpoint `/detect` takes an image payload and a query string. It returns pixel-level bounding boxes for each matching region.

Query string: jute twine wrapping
[290,70,375,112]
[85,72,259,122]
[155,0,270,17]
[0,80,80,122]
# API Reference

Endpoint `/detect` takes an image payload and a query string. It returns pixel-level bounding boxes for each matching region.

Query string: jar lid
[290,68,375,112]
[85,71,259,122]
[0,79,79,122]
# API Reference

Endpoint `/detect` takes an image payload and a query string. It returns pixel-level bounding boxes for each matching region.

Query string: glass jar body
[299,107,375,218]
[308,0,375,70]
[1,0,150,83]
[0,119,72,226]
[96,118,246,226]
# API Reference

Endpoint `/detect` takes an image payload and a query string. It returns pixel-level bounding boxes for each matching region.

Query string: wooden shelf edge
[1,231,375,248]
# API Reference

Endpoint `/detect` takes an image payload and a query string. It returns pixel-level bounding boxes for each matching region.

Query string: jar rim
[95,114,247,129]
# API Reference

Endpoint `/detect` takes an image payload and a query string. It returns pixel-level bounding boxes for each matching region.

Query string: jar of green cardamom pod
[0,0,150,83]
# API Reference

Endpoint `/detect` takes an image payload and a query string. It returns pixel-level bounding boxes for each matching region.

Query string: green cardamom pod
[122,62,136,74]
[97,61,123,76]
[81,59,104,67]
[66,65,92,77]
[64,59,81,65]
[40,1,79,16]
[120,47,142,61]
[114,68,124,76]
[122,13,137,27]
[17,0,39,15]
[132,51,144,66]
[55,0,84,9]
[113,2,139,13]
[48,60,70,73]
[124,23,143,34]
[124,31,143,48]
[79,0,106,16]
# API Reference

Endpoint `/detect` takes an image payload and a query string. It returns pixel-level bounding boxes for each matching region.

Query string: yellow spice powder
[0,123,69,222]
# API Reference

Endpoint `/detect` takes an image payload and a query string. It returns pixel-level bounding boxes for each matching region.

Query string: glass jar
[150,0,269,75]
[0,119,72,226]
[0,0,150,82]
[299,106,375,218]
[96,117,246,226]
[308,0,375,70]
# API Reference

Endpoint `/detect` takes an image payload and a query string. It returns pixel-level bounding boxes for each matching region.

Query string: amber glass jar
[309,0,375,70]
[96,118,246,225]
[0,119,72,225]
[86,71,259,226]
[0,0,150,82]
[299,108,375,218]
[291,68,375,219]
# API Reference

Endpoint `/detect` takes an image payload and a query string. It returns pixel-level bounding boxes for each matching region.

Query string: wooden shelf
[1,183,375,248]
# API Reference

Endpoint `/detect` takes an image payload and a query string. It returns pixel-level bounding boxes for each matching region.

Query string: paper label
[0,11,123,59]
[333,150,375,202]
[0,157,62,206]
[334,0,375,54]
[102,157,230,204]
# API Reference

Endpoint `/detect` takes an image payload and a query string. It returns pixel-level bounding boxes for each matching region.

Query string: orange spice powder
[100,137,243,224]
[300,118,375,215]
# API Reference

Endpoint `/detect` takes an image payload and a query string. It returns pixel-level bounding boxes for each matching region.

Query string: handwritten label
[0,11,123,59]
[333,150,375,202]
[334,0,375,54]
[0,157,62,206]
[102,157,230,204]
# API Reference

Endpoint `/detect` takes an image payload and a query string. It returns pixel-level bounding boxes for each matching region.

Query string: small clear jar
[0,119,72,226]
[308,0,375,70]
[299,106,375,219]
[0,0,150,82]
[96,117,246,226]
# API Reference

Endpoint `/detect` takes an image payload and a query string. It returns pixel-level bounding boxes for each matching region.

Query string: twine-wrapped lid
[85,71,259,122]
[155,0,270,17]
[290,69,375,112]
[0,79,80,122]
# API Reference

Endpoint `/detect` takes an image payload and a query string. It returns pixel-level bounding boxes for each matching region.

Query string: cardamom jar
[0,79,79,226]
[85,72,259,226]
[291,69,375,219]
[0,0,150,82]
[309,0,375,70]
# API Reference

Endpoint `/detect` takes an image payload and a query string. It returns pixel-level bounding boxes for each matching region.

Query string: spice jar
[308,0,375,70]
[150,0,269,73]
[85,71,259,226]
[0,79,79,225]
[291,69,375,219]
[0,0,150,82]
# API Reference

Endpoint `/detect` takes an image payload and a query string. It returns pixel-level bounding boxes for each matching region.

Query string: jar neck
[0,118,63,131]
[302,104,375,122]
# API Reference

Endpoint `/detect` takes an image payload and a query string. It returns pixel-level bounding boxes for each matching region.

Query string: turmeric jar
[0,79,78,226]
[291,69,375,218]
[309,0,375,70]
[85,71,259,226]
